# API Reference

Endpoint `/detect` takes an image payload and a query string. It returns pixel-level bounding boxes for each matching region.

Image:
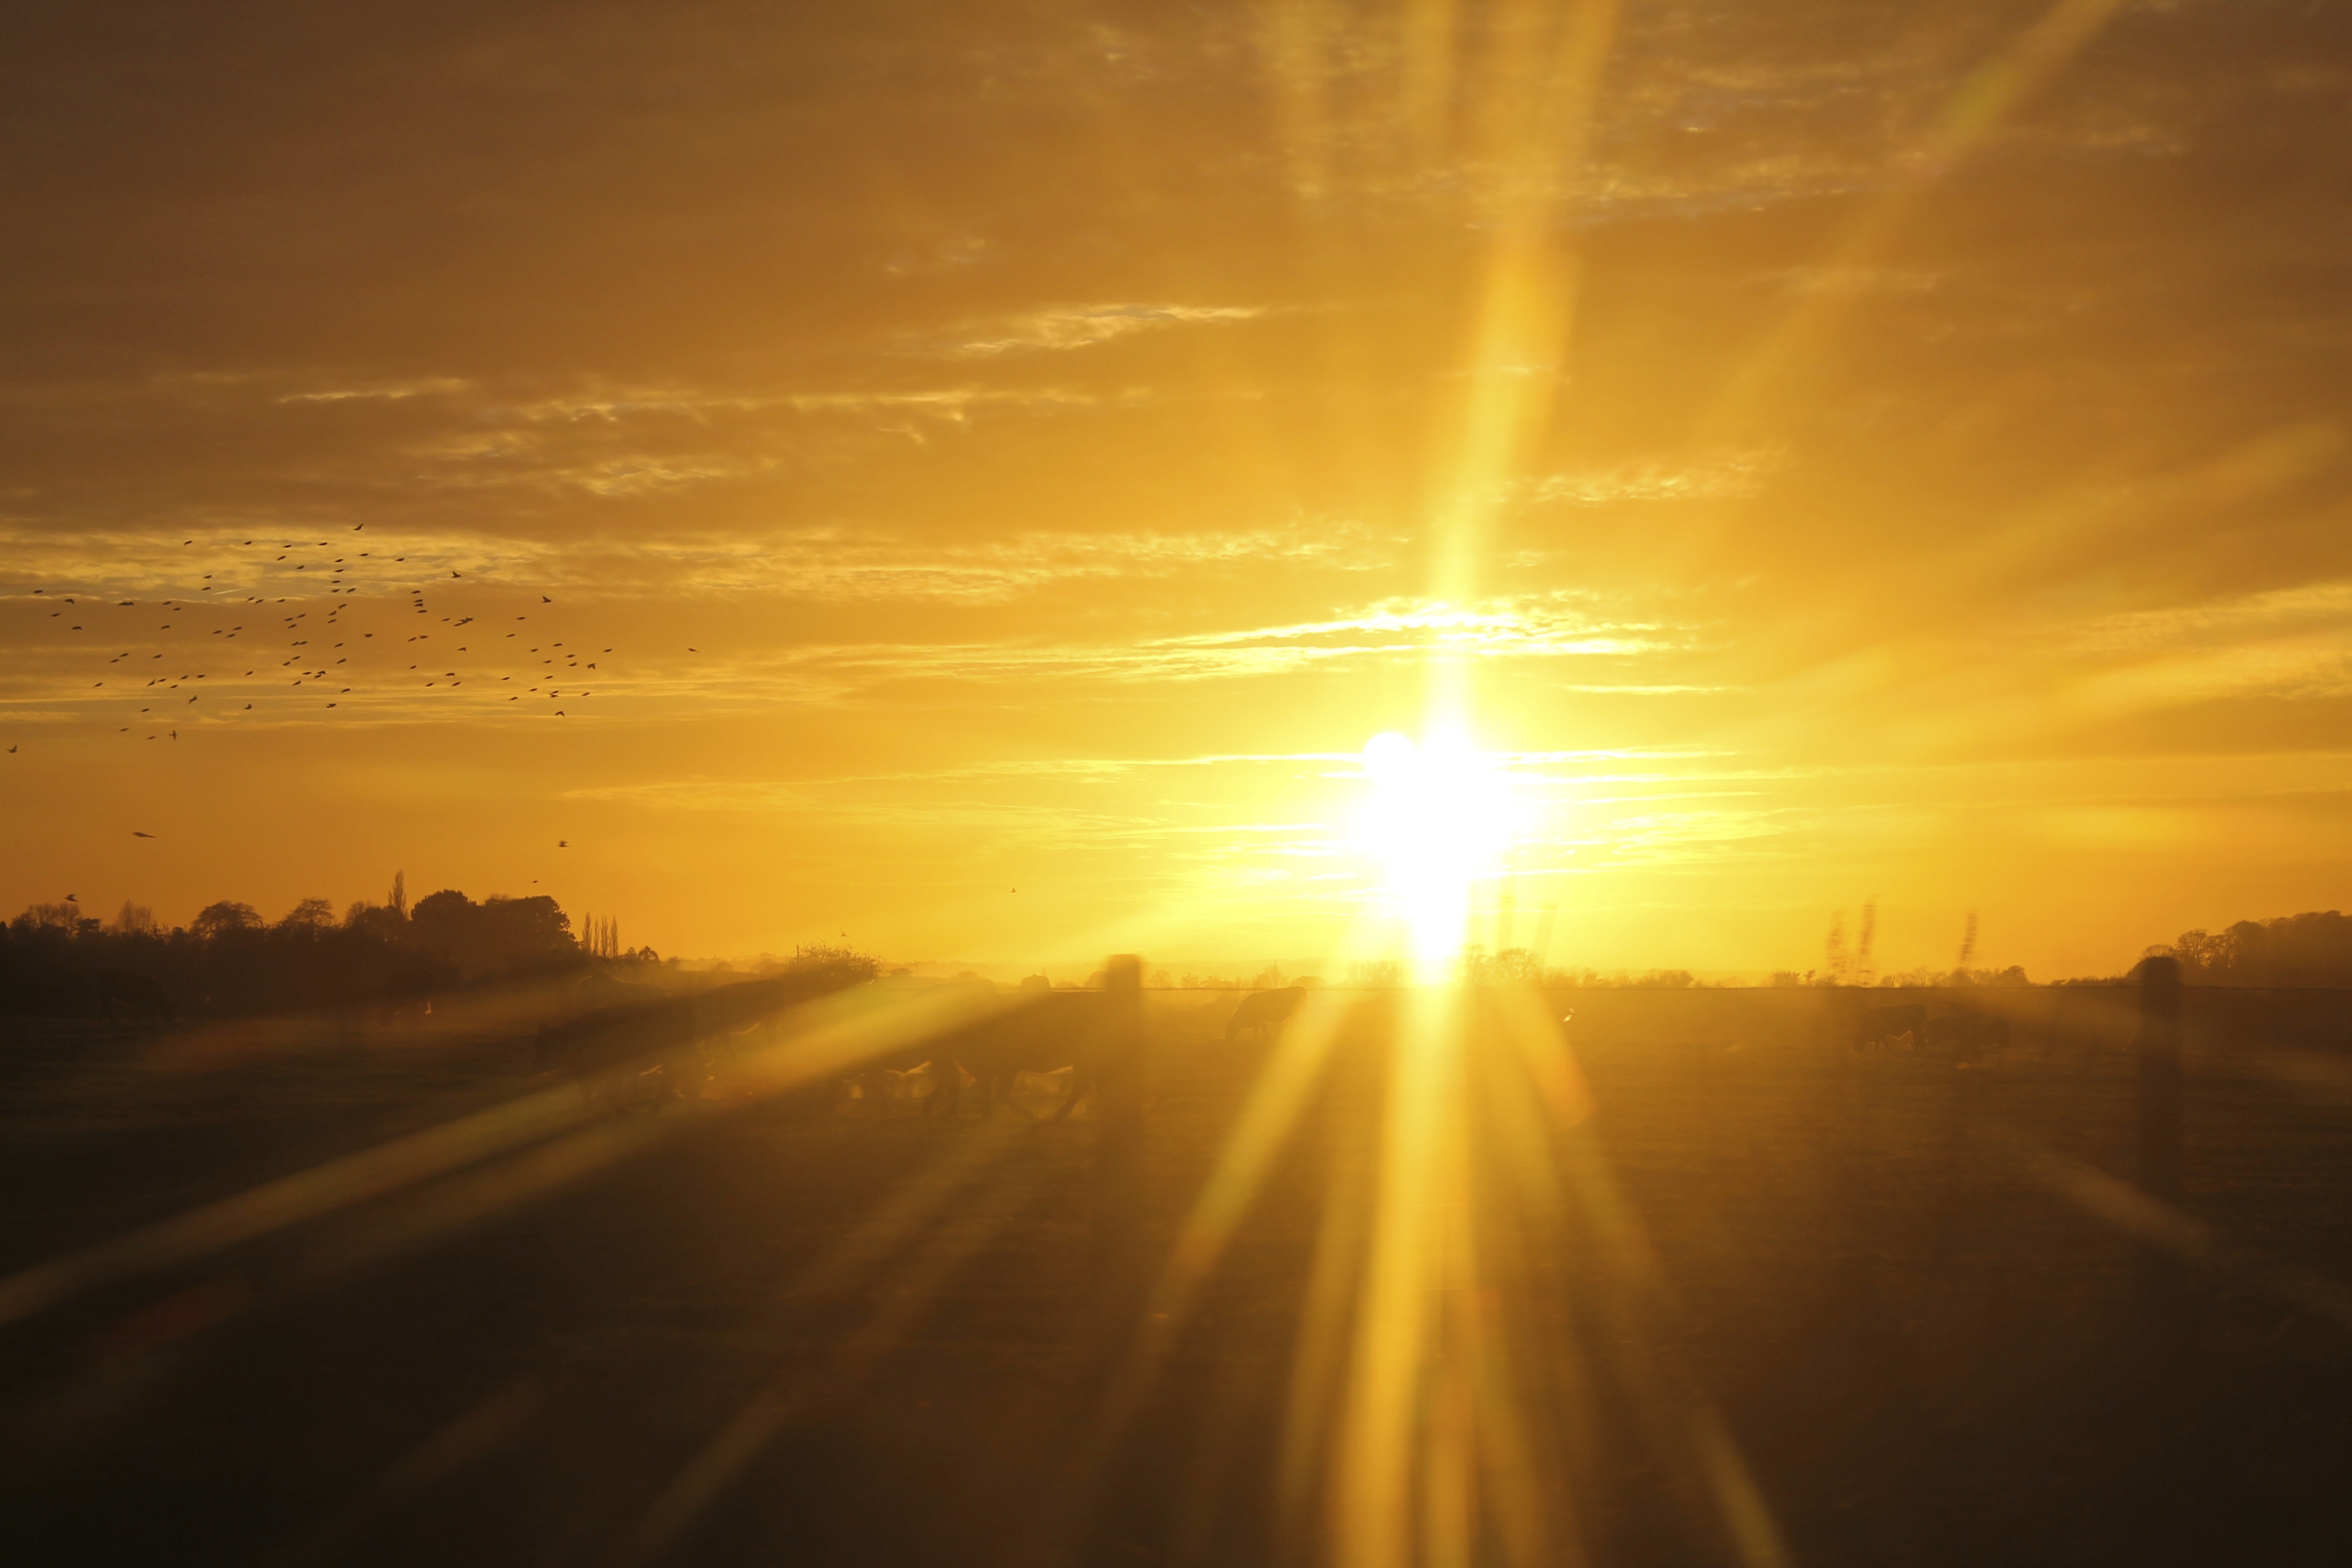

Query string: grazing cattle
[841,1053,939,1117]
[1226,984,1306,1042]
[1005,1066,1079,1119]
[536,994,701,1110]
[843,1059,980,1115]
[933,990,1111,1119]
[1854,1003,1928,1052]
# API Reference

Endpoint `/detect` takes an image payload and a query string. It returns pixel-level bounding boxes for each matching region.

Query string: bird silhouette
[558,840,568,848]
[133,831,154,838]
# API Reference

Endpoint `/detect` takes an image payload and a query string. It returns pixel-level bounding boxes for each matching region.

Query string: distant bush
[1876,965,2033,988]
[774,943,882,989]
[1541,967,1698,989]
[1458,946,1544,985]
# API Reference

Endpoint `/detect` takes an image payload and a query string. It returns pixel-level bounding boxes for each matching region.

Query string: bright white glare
[1363,729,1421,787]
[1355,731,1515,978]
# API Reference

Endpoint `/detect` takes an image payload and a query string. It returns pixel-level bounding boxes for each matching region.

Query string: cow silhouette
[932,990,1110,1118]
[1854,1003,1928,1052]
[1226,984,1306,1042]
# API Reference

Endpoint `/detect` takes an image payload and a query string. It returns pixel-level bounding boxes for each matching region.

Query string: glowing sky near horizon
[5,1,2352,977]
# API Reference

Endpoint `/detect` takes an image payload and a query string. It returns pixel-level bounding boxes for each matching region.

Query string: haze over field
[5,2,2351,976]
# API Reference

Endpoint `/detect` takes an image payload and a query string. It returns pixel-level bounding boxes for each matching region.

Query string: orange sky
[6,2,2351,978]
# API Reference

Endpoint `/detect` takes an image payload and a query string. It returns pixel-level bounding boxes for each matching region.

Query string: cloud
[1517,452,1783,507]
[759,594,1687,688]
[2067,579,2352,655]
[945,303,1267,357]
[2072,638,2352,711]
[276,378,474,404]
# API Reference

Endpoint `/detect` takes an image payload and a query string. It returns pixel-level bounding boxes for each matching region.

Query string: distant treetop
[2155,911,2352,987]
[776,943,881,988]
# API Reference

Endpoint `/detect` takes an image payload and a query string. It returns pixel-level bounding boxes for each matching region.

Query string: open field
[3,988,2351,1566]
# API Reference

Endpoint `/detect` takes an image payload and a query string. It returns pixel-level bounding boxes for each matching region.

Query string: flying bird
[541,595,552,603]
[558,840,568,848]
[133,831,154,838]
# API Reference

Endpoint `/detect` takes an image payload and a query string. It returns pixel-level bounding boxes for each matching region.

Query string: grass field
[2,988,2350,1566]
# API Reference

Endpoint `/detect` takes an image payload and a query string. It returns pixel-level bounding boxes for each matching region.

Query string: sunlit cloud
[1515,451,1783,506]
[944,302,1269,357]
[276,378,475,404]
[2071,637,2352,710]
[2067,579,2352,654]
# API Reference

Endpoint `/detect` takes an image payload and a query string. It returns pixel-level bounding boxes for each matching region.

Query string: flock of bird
[19,526,644,743]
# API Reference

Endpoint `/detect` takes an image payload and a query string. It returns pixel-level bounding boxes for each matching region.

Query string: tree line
[0,876,655,1020]
[2152,910,2352,987]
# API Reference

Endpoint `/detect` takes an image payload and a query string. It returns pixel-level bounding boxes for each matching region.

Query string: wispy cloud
[277,378,474,404]
[2068,579,2352,654]
[777,596,1684,686]
[1517,451,1783,507]
[945,303,1267,357]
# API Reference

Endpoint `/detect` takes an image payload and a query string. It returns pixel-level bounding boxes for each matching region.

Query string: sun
[1354,730,1513,977]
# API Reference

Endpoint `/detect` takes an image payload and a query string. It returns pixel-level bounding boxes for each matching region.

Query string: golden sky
[4,1,2350,977]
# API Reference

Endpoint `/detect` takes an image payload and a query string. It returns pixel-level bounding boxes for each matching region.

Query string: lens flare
[1355,731,1516,977]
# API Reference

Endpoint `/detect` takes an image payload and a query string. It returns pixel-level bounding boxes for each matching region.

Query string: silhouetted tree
[279,899,335,933]
[2,883,597,1021]
[343,900,407,943]
[192,901,263,940]
[409,890,575,977]
[776,943,881,989]
[2159,911,2352,987]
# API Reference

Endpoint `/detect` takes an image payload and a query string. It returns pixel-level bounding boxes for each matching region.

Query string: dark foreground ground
[2,988,2349,1566]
